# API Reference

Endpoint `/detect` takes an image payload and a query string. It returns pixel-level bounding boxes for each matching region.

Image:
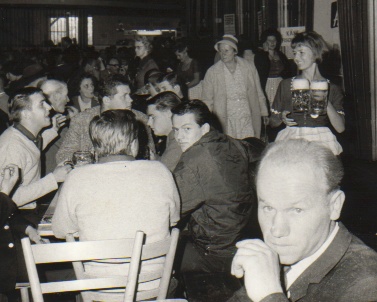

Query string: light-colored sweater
[0,127,58,208]
[56,106,155,163]
[52,159,180,289]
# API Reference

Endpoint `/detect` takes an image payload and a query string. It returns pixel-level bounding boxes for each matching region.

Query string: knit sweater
[0,127,58,208]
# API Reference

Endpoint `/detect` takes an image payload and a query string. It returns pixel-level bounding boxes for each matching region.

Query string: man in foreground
[0,87,71,209]
[229,139,377,302]
[172,100,258,273]
[52,109,179,292]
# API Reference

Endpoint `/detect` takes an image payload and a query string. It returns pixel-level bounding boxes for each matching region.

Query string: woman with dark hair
[174,41,201,100]
[71,73,99,112]
[270,31,345,155]
[254,28,292,106]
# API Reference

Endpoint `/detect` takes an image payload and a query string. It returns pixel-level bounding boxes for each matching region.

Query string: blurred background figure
[254,28,292,108]
[71,73,99,112]
[133,36,159,90]
[174,40,201,100]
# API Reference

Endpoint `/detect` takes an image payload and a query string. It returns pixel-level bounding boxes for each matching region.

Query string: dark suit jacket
[228,223,377,302]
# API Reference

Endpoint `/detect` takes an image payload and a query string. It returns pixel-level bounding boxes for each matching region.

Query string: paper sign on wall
[279,26,306,59]
[224,14,236,35]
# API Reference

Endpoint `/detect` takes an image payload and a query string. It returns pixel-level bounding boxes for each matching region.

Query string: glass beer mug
[72,151,95,167]
[309,80,329,118]
[291,78,310,113]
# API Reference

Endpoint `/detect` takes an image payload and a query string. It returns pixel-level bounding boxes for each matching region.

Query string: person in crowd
[156,72,184,99]
[134,36,159,90]
[254,28,292,107]
[174,40,201,100]
[49,46,80,84]
[52,109,180,291]
[269,31,345,155]
[0,87,71,210]
[100,57,120,82]
[41,79,79,174]
[147,91,182,171]
[172,100,258,273]
[228,139,377,302]
[202,34,268,139]
[70,73,99,112]
[0,76,10,135]
[56,78,155,163]
[5,61,24,96]
[0,164,47,300]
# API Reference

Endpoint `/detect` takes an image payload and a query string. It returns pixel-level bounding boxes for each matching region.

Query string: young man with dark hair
[172,99,258,273]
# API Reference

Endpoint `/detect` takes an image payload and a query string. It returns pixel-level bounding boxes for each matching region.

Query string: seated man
[0,87,71,209]
[155,72,184,99]
[52,109,180,290]
[56,78,155,163]
[229,139,377,302]
[172,100,257,273]
[147,91,182,171]
[41,79,79,174]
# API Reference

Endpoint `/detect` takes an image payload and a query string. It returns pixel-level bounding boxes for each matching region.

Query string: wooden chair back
[21,231,144,302]
[67,228,180,302]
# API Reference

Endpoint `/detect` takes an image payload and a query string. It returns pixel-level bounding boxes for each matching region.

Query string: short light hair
[134,35,153,54]
[89,110,139,158]
[9,87,43,123]
[257,139,344,194]
[147,91,181,112]
[40,79,67,101]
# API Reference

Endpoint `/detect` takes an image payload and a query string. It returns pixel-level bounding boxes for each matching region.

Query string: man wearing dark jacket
[172,99,258,273]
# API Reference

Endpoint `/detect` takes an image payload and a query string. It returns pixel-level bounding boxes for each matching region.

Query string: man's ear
[200,123,210,136]
[21,109,30,121]
[329,190,345,221]
[102,96,111,106]
[130,139,139,158]
[173,85,181,94]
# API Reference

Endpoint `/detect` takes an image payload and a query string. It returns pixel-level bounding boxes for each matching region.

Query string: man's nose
[270,212,289,238]
[176,129,185,140]
[147,117,152,127]
[44,102,52,110]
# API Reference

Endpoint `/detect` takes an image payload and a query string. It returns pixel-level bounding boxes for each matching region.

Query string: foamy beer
[292,78,310,113]
[310,80,329,118]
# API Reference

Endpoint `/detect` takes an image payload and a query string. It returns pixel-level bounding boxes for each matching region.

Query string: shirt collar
[13,123,42,149]
[98,154,135,164]
[286,222,340,290]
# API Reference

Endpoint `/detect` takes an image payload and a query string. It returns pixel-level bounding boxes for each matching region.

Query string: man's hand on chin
[231,239,284,302]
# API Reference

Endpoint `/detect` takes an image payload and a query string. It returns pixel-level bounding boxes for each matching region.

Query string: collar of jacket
[288,222,352,301]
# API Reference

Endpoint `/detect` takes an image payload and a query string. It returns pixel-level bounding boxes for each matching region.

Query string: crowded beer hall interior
[0,1,377,301]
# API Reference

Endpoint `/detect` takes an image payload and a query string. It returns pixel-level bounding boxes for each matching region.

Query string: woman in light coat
[202,35,268,139]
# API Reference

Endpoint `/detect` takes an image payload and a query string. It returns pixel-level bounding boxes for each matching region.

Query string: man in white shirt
[229,139,377,302]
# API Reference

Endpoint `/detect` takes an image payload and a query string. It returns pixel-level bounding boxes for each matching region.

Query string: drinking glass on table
[72,151,95,167]
[309,80,329,118]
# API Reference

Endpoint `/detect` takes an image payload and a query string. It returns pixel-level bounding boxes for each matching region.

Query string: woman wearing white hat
[202,34,268,139]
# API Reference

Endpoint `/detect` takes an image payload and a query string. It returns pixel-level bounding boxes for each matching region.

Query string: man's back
[174,130,255,255]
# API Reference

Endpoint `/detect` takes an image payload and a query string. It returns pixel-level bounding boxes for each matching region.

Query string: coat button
[4,225,9,230]
[8,243,14,248]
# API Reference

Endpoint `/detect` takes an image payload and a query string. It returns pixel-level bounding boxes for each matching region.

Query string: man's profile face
[257,162,335,265]
[49,87,69,113]
[172,113,206,152]
[147,105,172,136]
[107,59,120,74]
[157,81,174,93]
[28,92,52,129]
[109,84,133,110]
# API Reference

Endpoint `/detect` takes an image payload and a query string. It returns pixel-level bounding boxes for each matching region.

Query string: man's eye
[293,208,303,214]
